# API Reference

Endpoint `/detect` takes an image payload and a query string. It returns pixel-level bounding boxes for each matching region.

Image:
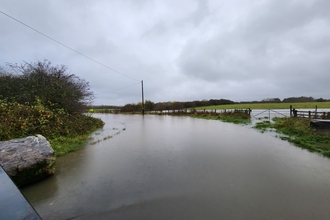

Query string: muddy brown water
[21,114,330,219]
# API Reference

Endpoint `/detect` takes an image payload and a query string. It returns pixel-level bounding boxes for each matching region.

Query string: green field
[89,108,116,113]
[195,102,330,110]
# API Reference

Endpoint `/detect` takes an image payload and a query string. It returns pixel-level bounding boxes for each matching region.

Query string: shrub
[0,98,104,141]
[0,60,94,114]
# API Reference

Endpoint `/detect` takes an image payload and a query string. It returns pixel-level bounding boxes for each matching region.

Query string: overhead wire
[0,10,140,82]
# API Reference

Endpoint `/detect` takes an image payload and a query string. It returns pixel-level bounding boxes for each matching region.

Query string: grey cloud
[187,0,210,26]
[1,0,330,105]
[177,0,330,97]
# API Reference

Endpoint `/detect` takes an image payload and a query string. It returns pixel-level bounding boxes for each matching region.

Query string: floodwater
[21,114,330,220]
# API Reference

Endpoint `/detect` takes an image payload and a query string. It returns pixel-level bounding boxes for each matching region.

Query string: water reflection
[22,114,330,220]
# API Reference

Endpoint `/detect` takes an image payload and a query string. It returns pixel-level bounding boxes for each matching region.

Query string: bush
[0,98,104,141]
[0,60,94,114]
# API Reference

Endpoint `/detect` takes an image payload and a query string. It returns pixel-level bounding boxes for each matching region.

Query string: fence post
[293,109,297,117]
[308,111,311,119]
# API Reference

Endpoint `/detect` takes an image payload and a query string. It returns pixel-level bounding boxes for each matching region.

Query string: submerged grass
[49,135,91,157]
[254,121,273,133]
[191,113,250,124]
[254,117,330,157]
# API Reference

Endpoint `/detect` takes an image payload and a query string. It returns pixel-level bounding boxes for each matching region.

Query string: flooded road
[22,114,330,219]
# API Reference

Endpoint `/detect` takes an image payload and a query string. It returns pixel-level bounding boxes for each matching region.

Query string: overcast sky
[1,0,329,105]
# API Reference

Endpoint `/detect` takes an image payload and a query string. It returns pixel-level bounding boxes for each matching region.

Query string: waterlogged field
[195,102,330,110]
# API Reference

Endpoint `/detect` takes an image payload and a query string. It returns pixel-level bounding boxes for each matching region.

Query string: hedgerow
[0,98,104,141]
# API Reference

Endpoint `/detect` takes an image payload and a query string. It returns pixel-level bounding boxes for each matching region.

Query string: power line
[0,10,140,82]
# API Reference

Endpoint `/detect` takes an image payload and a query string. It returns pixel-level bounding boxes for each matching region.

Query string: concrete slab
[310,119,330,130]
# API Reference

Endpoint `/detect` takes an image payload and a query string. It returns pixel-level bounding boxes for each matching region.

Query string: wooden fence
[290,105,330,119]
[151,108,252,116]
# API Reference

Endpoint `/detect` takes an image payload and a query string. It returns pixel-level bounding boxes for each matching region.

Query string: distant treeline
[92,96,329,113]
[247,96,329,103]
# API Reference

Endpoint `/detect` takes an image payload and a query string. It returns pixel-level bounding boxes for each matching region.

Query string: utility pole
[141,80,145,115]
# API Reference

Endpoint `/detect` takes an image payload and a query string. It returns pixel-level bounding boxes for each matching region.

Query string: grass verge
[254,117,330,157]
[49,135,92,157]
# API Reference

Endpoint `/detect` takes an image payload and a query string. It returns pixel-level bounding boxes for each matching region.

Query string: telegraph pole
[141,80,145,115]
